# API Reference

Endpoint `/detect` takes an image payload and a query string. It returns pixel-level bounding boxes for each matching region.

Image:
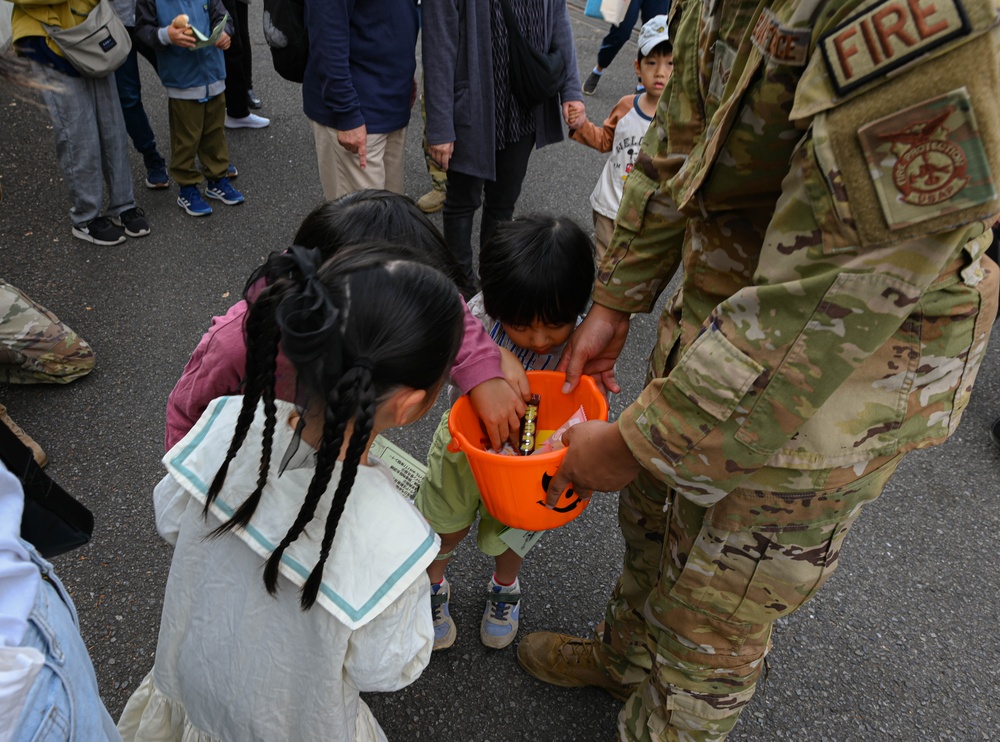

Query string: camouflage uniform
[0,281,95,384]
[593,0,1000,738]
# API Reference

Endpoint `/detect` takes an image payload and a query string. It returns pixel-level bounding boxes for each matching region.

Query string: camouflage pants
[0,281,95,384]
[597,455,904,741]
[420,90,447,194]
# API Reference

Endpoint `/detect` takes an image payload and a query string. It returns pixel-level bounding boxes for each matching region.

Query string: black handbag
[497,0,566,108]
[0,421,93,558]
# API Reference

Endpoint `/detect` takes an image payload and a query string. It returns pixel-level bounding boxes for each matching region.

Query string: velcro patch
[751,9,810,66]
[820,0,971,95]
[857,87,996,230]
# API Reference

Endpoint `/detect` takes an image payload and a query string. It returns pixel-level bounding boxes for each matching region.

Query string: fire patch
[820,0,970,96]
[857,88,996,229]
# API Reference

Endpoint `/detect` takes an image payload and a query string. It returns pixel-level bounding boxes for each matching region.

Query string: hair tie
[353,357,376,374]
[275,246,343,376]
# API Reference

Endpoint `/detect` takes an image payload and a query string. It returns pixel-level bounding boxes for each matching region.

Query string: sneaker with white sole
[583,70,601,95]
[178,185,213,217]
[480,576,520,649]
[72,216,125,245]
[225,113,270,129]
[112,207,151,237]
[205,177,245,205]
[431,578,457,651]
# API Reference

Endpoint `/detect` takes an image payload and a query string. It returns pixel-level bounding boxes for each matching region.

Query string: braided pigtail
[262,377,354,595]
[300,364,376,609]
[212,310,282,534]
[204,284,284,516]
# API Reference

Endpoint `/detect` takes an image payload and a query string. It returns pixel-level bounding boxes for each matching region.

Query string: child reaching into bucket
[415,214,597,650]
[117,247,464,741]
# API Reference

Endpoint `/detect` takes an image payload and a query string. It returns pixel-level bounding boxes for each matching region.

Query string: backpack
[262,0,308,83]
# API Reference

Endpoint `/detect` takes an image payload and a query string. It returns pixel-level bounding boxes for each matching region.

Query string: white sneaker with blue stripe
[480,576,520,649]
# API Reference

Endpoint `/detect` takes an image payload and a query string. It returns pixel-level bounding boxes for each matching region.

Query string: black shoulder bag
[497,0,566,108]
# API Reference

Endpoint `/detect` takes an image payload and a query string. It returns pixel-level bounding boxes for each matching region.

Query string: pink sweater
[165,298,502,450]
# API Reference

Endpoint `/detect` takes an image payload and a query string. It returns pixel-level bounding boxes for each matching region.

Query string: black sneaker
[72,216,125,245]
[112,207,151,238]
[583,71,601,95]
[990,416,1000,450]
[247,88,262,109]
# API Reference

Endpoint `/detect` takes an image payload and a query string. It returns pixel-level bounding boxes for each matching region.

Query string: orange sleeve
[570,95,634,153]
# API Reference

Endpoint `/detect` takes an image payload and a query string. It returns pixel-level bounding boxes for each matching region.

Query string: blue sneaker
[227,163,238,179]
[205,177,245,205]
[145,165,169,189]
[431,578,457,651]
[480,576,520,649]
[177,185,212,217]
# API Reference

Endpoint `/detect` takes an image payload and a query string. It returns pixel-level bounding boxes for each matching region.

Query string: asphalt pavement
[1,4,998,740]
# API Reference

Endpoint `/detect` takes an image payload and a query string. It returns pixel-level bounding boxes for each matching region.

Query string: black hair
[638,40,673,62]
[208,245,463,610]
[479,214,595,328]
[289,189,475,297]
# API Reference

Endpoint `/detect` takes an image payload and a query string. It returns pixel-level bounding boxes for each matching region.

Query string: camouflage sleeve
[616,0,1000,505]
[0,280,95,385]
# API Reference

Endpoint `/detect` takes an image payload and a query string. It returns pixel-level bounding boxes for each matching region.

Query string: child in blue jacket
[136,0,244,216]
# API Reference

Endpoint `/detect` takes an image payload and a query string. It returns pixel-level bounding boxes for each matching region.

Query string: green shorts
[414,411,509,557]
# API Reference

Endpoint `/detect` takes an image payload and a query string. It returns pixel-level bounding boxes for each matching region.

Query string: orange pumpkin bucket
[447,370,609,531]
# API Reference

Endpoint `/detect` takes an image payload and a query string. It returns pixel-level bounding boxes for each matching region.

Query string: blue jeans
[11,542,121,742]
[596,0,672,70]
[35,63,137,226]
[114,28,164,169]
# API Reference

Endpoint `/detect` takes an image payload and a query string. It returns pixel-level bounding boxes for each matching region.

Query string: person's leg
[480,132,534,248]
[618,455,903,741]
[0,281,96,385]
[114,31,158,159]
[199,94,231,182]
[169,98,206,187]
[441,168,484,286]
[380,127,407,195]
[593,211,615,267]
[596,0,644,71]
[92,75,138,218]
[221,0,250,119]
[36,65,104,227]
[417,88,448,212]
[12,544,120,742]
[237,1,255,96]
[311,121,388,200]
[638,0,671,24]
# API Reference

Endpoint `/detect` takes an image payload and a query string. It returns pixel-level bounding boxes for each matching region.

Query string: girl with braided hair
[118,246,464,742]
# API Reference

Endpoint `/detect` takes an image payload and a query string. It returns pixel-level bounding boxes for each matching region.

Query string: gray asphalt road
[1,5,998,740]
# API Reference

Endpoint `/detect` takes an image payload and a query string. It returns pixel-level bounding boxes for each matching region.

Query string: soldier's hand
[544,420,640,507]
[557,304,631,395]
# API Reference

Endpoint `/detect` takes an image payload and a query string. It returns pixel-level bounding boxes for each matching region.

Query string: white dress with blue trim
[117,396,439,742]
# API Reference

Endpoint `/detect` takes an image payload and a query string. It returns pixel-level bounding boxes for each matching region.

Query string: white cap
[637,15,671,57]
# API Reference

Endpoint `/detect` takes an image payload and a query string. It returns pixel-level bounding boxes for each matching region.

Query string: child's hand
[498,347,531,401]
[216,31,231,50]
[167,21,196,48]
[469,378,527,450]
[563,101,586,130]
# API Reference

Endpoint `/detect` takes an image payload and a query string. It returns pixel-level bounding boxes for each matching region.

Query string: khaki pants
[311,122,406,200]
[168,94,229,186]
[593,210,615,267]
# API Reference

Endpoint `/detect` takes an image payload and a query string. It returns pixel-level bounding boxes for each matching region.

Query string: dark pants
[115,27,165,169]
[596,0,671,70]
[442,132,535,284]
[222,0,254,118]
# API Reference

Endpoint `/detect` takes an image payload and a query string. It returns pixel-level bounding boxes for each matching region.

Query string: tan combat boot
[516,632,633,701]
[0,404,47,468]
[416,188,447,214]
